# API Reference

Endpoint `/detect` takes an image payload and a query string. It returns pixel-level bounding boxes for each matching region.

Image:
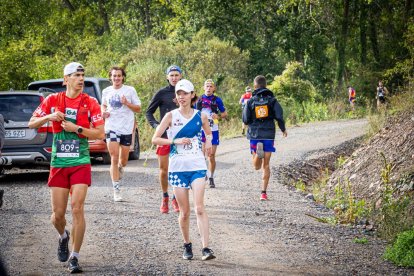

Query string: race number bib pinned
[255,105,269,119]
[176,138,200,155]
[56,140,80,157]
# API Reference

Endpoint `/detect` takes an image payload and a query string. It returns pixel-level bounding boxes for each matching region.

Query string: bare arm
[60,120,105,140]
[121,95,141,113]
[101,103,110,119]
[152,112,173,146]
[28,111,65,129]
[201,113,213,156]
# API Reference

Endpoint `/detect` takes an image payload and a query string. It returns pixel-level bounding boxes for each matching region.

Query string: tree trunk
[144,0,152,36]
[404,0,413,24]
[359,0,367,64]
[98,0,110,34]
[368,14,380,64]
[336,0,350,91]
[366,2,380,64]
[62,0,75,11]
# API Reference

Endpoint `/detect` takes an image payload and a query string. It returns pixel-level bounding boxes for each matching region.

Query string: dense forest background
[1,0,413,122]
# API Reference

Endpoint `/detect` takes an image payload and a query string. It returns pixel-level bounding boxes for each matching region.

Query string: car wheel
[102,153,111,164]
[129,130,140,160]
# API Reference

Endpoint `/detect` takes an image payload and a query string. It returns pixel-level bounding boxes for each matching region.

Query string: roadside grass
[302,152,414,268]
[353,237,369,244]
[367,90,414,139]
[383,226,414,267]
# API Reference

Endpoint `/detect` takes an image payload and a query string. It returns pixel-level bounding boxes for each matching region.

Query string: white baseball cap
[175,79,194,93]
[64,62,84,76]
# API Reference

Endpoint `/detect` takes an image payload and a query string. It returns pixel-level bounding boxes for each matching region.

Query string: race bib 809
[56,140,80,158]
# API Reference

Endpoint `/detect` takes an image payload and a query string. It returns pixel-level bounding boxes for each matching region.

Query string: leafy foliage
[269,61,319,104]
[384,226,414,267]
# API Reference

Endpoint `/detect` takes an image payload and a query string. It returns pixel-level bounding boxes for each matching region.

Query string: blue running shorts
[201,130,219,145]
[168,170,207,189]
[250,140,276,154]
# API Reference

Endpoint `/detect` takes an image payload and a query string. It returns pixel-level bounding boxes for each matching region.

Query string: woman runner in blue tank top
[152,79,216,261]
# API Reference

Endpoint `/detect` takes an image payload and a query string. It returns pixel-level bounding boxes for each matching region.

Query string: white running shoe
[256,142,264,159]
[114,190,123,202]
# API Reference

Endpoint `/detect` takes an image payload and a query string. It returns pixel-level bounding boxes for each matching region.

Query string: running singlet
[198,95,226,132]
[240,92,252,107]
[33,93,104,168]
[168,109,206,172]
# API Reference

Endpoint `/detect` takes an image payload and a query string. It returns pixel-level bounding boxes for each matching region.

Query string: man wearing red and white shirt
[29,62,104,273]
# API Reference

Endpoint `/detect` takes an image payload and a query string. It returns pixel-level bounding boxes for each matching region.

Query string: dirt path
[1,119,412,275]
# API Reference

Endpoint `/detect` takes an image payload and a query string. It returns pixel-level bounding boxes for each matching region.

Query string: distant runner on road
[242,75,287,201]
[28,62,105,273]
[152,79,216,261]
[101,66,141,202]
[195,79,227,188]
[376,80,389,109]
[348,86,356,111]
[239,86,252,135]
[146,65,182,214]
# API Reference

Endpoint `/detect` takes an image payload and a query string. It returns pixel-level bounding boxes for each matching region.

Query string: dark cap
[166,65,182,74]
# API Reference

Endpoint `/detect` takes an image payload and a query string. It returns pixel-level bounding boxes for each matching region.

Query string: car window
[99,80,111,91]
[0,95,41,122]
[28,81,98,100]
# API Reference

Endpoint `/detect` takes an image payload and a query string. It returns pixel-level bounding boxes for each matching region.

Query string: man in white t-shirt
[102,66,141,202]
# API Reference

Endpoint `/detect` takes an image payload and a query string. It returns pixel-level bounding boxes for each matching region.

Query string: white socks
[112,181,120,191]
[59,231,68,240]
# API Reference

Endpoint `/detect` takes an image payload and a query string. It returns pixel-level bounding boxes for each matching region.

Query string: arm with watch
[60,120,105,140]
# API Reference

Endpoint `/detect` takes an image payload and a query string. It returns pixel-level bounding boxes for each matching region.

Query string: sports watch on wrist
[76,126,83,134]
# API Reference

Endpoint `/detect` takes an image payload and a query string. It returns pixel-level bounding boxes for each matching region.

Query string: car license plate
[5,129,26,138]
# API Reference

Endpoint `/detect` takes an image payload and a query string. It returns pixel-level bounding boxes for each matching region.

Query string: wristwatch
[76,126,83,134]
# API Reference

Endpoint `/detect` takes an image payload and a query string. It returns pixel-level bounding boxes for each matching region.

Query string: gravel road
[1,119,413,275]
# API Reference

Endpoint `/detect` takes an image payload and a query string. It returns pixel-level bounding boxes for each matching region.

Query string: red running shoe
[160,197,169,213]
[260,193,268,201]
[171,197,180,212]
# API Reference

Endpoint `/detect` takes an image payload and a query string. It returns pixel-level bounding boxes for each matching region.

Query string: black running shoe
[183,242,193,260]
[209,178,215,188]
[68,256,83,273]
[201,247,216,261]
[58,230,70,262]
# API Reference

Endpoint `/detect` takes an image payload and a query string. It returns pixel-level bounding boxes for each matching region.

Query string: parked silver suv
[0,90,53,170]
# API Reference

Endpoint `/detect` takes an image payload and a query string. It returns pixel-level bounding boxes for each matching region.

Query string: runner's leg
[192,178,210,248]
[50,187,70,235]
[69,184,88,253]
[158,154,169,194]
[119,145,130,168]
[253,154,262,170]
[208,145,217,177]
[107,141,121,181]
[261,152,272,192]
[174,187,191,243]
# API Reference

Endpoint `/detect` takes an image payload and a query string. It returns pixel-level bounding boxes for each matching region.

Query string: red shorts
[48,164,92,189]
[156,145,170,156]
